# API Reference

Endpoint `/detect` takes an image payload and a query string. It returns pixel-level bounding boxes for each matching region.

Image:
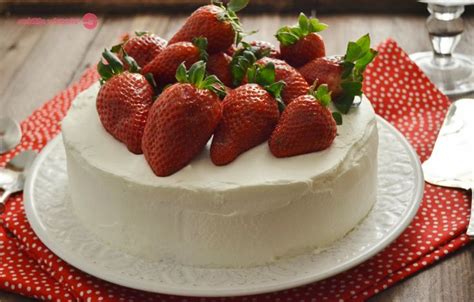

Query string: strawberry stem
[122,50,140,73]
[230,41,271,87]
[334,34,378,114]
[275,13,328,46]
[97,47,141,85]
[213,0,249,45]
[192,37,209,62]
[332,112,343,125]
[135,31,149,36]
[226,0,248,12]
[309,84,343,125]
[110,43,123,53]
[144,73,159,95]
[102,48,123,74]
[176,61,227,98]
[308,84,332,107]
[247,62,286,112]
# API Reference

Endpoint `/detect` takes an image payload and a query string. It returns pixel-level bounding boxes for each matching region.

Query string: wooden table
[1,13,473,302]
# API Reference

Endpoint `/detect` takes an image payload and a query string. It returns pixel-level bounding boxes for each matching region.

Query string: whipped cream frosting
[62,83,378,267]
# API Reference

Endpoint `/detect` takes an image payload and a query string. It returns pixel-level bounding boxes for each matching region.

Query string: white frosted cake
[61,83,378,267]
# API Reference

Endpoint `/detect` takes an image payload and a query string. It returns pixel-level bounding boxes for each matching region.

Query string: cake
[61,83,378,267]
[62,2,380,267]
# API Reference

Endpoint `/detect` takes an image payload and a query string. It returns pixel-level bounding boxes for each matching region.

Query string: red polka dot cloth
[0,39,471,301]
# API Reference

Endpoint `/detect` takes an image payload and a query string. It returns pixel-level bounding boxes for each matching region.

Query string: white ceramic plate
[24,116,423,297]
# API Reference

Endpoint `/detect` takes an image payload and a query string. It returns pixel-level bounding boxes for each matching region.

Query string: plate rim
[24,116,424,297]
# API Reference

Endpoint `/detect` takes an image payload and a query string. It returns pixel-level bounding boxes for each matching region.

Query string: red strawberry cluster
[95,1,377,176]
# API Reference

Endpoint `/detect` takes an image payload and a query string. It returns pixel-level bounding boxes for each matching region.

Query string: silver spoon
[0,117,22,154]
[0,150,37,213]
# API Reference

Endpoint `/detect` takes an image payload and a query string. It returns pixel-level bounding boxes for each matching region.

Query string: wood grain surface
[0,13,473,302]
[0,0,431,14]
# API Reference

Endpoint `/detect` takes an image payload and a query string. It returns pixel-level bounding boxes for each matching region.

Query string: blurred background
[0,0,473,121]
[1,0,474,14]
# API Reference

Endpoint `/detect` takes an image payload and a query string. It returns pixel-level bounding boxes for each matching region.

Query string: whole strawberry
[211,62,285,165]
[96,49,155,154]
[113,31,167,68]
[269,85,341,158]
[298,34,377,113]
[276,13,327,67]
[256,57,309,105]
[142,61,225,176]
[207,52,233,87]
[142,37,207,87]
[168,0,248,54]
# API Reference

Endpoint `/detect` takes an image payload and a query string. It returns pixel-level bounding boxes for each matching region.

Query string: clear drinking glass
[410,0,474,95]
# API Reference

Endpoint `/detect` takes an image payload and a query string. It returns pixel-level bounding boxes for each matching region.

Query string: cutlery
[0,117,22,154]
[0,150,37,213]
[422,98,474,237]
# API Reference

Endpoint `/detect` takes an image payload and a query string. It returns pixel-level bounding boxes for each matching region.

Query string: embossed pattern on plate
[24,116,424,297]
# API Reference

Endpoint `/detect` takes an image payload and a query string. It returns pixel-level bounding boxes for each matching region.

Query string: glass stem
[432,52,453,67]
[426,4,464,68]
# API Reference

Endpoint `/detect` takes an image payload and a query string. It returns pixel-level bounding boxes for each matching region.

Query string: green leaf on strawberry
[97,61,113,83]
[135,31,149,37]
[314,84,331,107]
[144,73,159,95]
[341,81,363,96]
[192,36,209,62]
[308,84,343,125]
[332,112,343,125]
[230,41,270,87]
[98,47,158,93]
[176,61,227,98]
[175,63,188,83]
[334,93,355,114]
[110,43,123,54]
[98,48,126,85]
[335,34,378,114]
[226,0,249,12]
[102,48,124,75]
[214,0,250,45]
[121,51,140,73]
[275,13,328,46]
[247,62,286,112]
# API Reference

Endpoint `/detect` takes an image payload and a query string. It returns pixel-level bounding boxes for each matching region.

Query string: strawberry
[207,52,233,87]
[298,56,344,98]
[112,31,167,68]
[142,37,207,87]
[298,34,377,113]
[248,40,280,59]
[96,49,155,154]
[142,61,225,176]
[168,0,248,54]
[279,73,310,106]
[211,62,285,165]
[256,57,309,105]
[269,85,341,158]
[276,13,327,67]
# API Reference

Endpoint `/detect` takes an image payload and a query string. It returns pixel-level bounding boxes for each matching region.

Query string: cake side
[62,84,378,267]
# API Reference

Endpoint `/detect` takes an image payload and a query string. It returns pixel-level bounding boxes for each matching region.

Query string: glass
[410,1,474,96]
